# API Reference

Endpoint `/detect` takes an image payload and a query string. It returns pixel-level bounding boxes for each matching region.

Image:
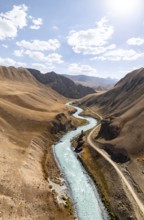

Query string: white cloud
[14,49,24,57]
[0,57,26,67]
[21,50,63,64]
[31,63,54,73]
[127,37,144,46]
[0,57,16,66]
[30,25,40,30]
[25,50,44,60]
[52,26,59,30]
[16,39,60,51]
[68,63,97,75]
[2,44,8,48]
[44,53,63,64]
[0,4,28,40]
[91,49,144,61]
[32,18,42,26]
[30,17,43,30]
[16,62,27,67]
[67,17,115,55]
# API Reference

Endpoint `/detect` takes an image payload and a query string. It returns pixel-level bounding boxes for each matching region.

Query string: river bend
[53,104,109,220]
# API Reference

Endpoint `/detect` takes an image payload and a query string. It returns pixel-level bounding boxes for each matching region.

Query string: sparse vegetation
[0,66,74,220]
[49,185,53,189]
[63,196,74,216]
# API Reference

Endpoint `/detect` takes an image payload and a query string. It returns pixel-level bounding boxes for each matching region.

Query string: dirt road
[87,125,144,220]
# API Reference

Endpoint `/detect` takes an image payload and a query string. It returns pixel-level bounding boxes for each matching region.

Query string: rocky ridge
[27,68,96,99]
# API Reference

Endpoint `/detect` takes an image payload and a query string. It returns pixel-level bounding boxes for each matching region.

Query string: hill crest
[27,68,96,99]
[78,67,144,157]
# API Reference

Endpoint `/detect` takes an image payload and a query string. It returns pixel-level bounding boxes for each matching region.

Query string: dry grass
[0,66,74,220]
[76,68,144,219]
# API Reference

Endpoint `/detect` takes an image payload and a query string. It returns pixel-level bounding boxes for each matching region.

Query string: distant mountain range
[27,69,96,99]
[63,74,117,91]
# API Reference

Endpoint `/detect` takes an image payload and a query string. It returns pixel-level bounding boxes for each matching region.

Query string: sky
[0,0,144,79]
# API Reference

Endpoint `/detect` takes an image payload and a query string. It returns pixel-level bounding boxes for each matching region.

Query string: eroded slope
[0,66,76,220]
[79,67,144,157]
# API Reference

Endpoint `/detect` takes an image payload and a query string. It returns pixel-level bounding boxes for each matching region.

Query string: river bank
[74,107,139,220]
[53,104,110,220]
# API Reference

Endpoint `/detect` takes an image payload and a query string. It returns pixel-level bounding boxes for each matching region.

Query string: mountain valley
[0,66,143,220]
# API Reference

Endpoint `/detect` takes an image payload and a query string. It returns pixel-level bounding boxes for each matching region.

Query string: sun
[107,0,142,17]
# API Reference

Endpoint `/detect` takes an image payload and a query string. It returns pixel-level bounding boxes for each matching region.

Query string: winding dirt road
[87,125,144,220]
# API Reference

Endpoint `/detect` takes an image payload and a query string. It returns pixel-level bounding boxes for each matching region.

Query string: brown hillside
[77,68,144,216]
[0,66,75,220]
[79,67,144,156]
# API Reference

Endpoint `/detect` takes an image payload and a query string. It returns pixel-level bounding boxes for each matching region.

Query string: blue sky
[0,0,144,79]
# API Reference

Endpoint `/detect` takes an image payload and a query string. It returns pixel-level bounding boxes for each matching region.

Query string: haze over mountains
[64,74,117,91]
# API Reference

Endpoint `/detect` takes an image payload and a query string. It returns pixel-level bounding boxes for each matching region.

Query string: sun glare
[107,0,142,17]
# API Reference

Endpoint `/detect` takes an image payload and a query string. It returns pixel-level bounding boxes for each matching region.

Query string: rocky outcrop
[96,118,120,140]
[74,130,85,153]
[50,113,76,135]
[103,144,130,163]
[96,119,130,163]
[27,68,95,98]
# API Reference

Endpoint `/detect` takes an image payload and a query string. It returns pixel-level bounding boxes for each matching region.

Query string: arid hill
[79,67,144,157]
[63,74,117,91]
[27,68,95,98]
[76,68,144,219]
[0,66,78,220]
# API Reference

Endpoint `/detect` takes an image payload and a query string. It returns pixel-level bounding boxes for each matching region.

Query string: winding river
[53,103,110,220]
